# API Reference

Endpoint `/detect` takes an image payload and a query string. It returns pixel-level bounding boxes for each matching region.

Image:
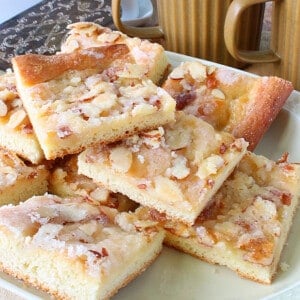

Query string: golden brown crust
[233,77,293,151]
[12,44,130,86]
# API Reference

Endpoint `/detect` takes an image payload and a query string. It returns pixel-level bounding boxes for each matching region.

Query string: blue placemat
[0,0,113,70]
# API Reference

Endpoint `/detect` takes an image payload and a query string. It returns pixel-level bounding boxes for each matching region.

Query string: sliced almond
[120,81,156,99]
[57,125,73,139]
[115,212,136,232]
[64,39,79,52]
[197,85,207,95]
[154,175,184,202]
[207,66,216,75]
[211,88,225,100]
[169,67,186,80]
[132,103,156,117]
[89,187,110,202]
[79,221,98,236]
[0,100,8,116]
[11,98,23,108]
[196,226,216,246]
[141,128,164,149]
[187,63,207,81]
[7,109,27,128]
[70,76,82,86]
[109,146,132,173]
[98,32,121,43]
[93,93,117,111]
[63,85,74,94]
[165,126,191,150]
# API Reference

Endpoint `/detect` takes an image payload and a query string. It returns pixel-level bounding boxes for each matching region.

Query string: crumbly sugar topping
[0,195,159,277]
[165,61,252,131]
[27,65,172,138]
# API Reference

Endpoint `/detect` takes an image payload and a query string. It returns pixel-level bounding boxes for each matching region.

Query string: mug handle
[224,0,280,63]
[111,0,164,39]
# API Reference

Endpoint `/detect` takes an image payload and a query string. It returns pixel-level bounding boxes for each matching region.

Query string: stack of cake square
[0,22,298,299]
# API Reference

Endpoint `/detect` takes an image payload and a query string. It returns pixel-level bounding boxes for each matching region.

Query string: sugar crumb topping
[27,67,173,137]
[0,195,160,277]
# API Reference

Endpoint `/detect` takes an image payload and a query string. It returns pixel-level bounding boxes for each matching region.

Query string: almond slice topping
[211,88,225,100]
[0,100,8,117]
[7,109,27,128]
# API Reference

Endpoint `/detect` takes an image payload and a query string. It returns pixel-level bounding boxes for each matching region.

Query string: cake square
[61,22,169,85]
[0,194,165,299]
[0,147,49,206]
[162,61,293,150]
[141,152,300,284]
[12,44,176,160]
[78,111,248,225]
[0,70,44,164]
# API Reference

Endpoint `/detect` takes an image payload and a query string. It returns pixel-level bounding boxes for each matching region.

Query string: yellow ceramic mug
[112,0,265,68]
[225,0,300,90]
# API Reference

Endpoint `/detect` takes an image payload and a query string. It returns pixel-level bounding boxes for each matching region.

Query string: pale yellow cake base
[0,167,48,206]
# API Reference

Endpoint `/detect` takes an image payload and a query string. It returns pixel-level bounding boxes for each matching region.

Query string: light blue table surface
[0,0,42,24]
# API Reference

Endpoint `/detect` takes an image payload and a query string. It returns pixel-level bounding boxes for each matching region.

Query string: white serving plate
[121,0,153,27]
[0,51,300,300]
